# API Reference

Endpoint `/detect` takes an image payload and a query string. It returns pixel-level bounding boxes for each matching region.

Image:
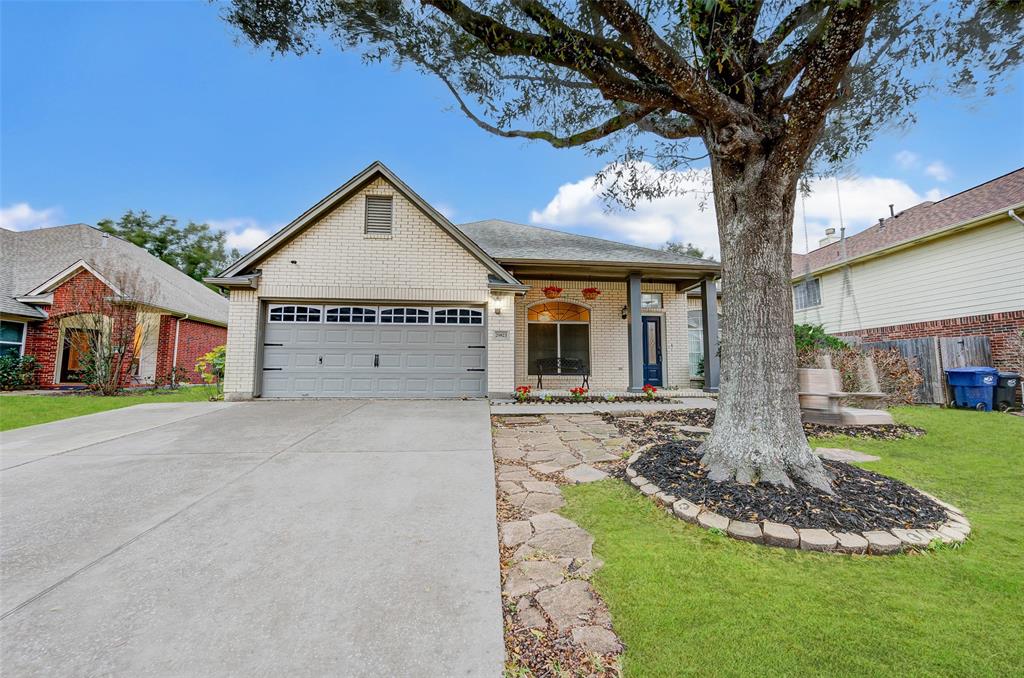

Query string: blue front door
[642,316,663,386]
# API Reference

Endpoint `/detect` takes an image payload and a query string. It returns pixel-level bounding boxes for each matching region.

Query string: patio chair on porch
[535,357,590,390]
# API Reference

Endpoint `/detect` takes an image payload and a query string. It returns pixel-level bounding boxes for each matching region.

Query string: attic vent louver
[365,195,393,235]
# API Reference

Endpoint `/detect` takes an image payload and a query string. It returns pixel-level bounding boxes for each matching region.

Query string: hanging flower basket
[581,287,602,300]
[542,285,563,299]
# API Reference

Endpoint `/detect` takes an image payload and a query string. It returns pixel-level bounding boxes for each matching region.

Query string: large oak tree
[222,0,1022,491]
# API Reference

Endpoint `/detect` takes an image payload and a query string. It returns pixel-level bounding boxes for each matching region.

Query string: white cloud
[0,202,63,231]
[530,165,942,259]
[924,160,952,182]
[893,150,920,170]
[434,202,457,221]
[208,217,278,253]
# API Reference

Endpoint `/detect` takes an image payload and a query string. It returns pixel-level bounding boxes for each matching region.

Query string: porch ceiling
[499,259,718,289]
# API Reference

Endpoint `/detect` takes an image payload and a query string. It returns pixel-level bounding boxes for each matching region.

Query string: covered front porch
[497,259,720,394]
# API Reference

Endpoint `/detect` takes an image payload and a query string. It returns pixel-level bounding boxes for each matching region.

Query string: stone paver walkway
[489,398,715,415]
[492,414,634,660]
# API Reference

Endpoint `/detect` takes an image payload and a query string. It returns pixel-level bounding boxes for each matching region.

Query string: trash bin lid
[997,372,1021,378]
[944,366,999,375]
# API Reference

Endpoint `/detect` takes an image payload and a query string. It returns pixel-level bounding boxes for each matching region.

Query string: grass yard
[0,387,213,432]
[561,407,1024,677]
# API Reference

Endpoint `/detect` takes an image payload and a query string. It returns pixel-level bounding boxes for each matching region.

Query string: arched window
[527,301,590,375]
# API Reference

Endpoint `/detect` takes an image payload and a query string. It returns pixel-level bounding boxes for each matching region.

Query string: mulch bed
[608,410,924,447]
[633,440,947,532]
[513,395,667,404]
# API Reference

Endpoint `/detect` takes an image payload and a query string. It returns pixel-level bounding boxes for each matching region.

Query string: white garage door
[260,304,487,398]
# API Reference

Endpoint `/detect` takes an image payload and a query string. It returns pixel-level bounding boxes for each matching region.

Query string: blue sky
[2,1,1022,257]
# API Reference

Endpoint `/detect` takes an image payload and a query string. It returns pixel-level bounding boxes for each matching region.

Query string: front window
[793,278,821,310]
[527,302,590,374]
[688,308,722,377]
[641,293,663,310]
[0,320,26,358]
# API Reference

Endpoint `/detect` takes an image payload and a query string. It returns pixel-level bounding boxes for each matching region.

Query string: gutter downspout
[172,315,189,383]
[1009,209,1024,228]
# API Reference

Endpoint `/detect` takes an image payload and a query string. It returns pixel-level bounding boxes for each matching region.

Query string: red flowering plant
[569,386,588,402]
[581,287,601,300]
[542,285,563,298]
[514,385,532,402]
[642,383,658,399]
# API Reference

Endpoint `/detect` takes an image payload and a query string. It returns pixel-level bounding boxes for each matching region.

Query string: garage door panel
[261,305,486,398]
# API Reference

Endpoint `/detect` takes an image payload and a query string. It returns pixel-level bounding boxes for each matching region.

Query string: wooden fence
[858,336,992,405]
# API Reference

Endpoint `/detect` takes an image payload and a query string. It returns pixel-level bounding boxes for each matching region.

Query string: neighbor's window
[641,293,663,310]
[268,305,322,323]
[527,301,590,374]
[365,195,394,235]
[793,278,822,310]
[0,320,26,358]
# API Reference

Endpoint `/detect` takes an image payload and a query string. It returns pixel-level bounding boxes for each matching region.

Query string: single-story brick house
[792,167,1024,374]
[0,224,228,387]
[209,162,721,400]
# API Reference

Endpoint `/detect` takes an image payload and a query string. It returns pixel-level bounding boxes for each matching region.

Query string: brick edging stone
[625,446,970,555]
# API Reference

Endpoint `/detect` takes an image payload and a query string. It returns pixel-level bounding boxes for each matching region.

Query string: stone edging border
[625,445,971,555]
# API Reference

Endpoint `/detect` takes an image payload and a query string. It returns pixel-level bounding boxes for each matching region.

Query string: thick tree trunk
[699,155,832,492]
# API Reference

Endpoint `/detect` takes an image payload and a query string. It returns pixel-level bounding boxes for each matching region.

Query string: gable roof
[793,167,1024,276]
[219,161,519,284]
[0,224,229,325]
[459,219,718,268]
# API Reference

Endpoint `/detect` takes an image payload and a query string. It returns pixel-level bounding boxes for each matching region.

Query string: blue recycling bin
[945,366,999,411]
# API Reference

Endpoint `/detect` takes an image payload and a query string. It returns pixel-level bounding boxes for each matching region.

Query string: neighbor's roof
[793,167,1024,276]
[0,224,229,324]
[460,219,718,268]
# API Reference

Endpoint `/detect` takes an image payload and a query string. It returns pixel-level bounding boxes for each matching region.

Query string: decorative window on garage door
[433,308,484,325]
[379,307,431,324]
[268,305,322,322]
[325,306,377,323]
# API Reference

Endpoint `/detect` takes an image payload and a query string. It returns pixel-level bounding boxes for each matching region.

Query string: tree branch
[434,69,656,147]
[757,0,829,62]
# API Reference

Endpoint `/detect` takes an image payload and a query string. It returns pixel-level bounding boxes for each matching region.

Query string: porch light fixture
[620,305,628,320]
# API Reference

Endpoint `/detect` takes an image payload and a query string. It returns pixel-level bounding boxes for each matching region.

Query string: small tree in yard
[73,269,160,396]
[224,1,1023,491]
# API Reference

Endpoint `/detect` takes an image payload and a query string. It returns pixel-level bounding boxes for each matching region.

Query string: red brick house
[1,224,228,387]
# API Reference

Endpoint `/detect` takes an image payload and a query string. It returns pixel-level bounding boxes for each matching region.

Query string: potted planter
[581,287,601,300]
[542,285,563,299]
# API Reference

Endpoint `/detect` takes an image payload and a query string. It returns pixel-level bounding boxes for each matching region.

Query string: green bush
[794,323,847,351]
[0,354,38,390]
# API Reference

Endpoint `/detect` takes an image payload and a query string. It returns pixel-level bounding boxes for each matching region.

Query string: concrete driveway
[0,400,503,677]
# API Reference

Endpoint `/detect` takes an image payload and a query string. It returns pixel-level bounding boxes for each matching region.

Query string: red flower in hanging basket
[581,287,602,300]
[542,285,563,299]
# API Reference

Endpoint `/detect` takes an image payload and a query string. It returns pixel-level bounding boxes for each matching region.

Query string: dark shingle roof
[794,167,1024,275]
[1,224,228,324]
[458,219,716,266]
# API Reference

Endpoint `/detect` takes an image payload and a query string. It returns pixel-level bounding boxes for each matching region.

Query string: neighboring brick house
[1,224,228,387]
[208,161,721,400]
[792,168,1024,374]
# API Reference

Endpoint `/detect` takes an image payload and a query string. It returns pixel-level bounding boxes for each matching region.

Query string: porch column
[627,272,644,392]
[700,276,720,392]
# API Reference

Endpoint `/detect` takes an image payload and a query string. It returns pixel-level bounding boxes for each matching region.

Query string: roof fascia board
[219,161,519,285]
[204,273,261,289]
[794,206,1021,279]
[15,293,54,305]
[26,260,123,297]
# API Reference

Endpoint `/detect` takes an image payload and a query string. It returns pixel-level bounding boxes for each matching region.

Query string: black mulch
[607,410,924,447]
[633,440,947,531]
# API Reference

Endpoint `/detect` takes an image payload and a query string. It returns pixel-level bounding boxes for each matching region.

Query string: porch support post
[700,276,720,393]
[627,272,644,392]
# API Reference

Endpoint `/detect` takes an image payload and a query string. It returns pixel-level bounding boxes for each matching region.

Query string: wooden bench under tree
[535,357,590,389]
[798,361,892,426]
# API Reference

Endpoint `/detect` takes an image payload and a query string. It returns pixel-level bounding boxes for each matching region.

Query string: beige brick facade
[512,279,690,393]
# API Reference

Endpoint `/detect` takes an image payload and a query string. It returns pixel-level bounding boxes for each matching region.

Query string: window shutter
[365,195,393,234]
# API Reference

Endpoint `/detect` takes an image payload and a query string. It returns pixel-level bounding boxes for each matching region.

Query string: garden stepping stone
[497,468,534,482]
[498,481,523,495]
[522,480,561,495]
[727,520,763,543]
[500,520,534,548]
[530,453,580,474]
[535,580,601,632]
[529,512,578,533]
[762,521,799,548]
[514,601,547,630]
[799,528,838,552]
[863,530,902,554]
[571,626,622,655]
[520,492,566,515]
[503,560,566,597]
[563,464,608,484]
[579,448,620,463]
[518,525,594,562]
[815,447,881,463]
[833,531,869,554]
[494,447,526,462]
[523,448,563,463]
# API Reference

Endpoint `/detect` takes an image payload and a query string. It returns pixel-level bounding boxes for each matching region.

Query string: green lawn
[0,387,213,432]
[561,408,1024,677]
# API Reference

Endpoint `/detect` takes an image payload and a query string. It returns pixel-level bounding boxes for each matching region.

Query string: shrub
[514,385,531,402]
[569,386,588,402]
[642,383,658,399]
[0,354,38,390]
[195,344,226,398]
[794,323,848,352]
